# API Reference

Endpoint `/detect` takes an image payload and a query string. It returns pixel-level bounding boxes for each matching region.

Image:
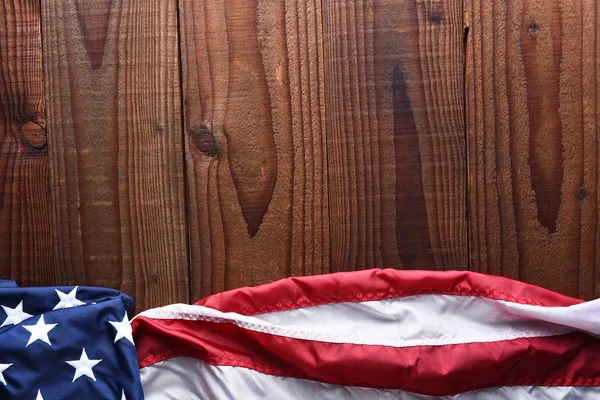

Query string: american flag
[0,280,143,399]
[133,269,600,399]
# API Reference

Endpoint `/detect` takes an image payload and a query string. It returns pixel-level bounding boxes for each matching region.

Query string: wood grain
[323,0,466,271]
[41,0,189,310]
[179,0,329,299]
[3,0,595,306]
[466,0,600,298]
[0,0,53,285]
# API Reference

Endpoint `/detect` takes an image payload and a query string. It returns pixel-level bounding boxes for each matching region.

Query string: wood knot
[21,121,47,149]
[429,10,442,24]
[528,22,539,37]
[577,186,587,202]
[195,131,217,155]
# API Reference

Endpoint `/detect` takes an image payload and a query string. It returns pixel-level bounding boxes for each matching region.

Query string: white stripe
[141,357,599,400]
[252,295,600,341]
[500,298,600,336]
[135,293,597,347]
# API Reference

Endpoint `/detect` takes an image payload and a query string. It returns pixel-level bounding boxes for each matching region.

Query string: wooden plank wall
[0,0,598,311]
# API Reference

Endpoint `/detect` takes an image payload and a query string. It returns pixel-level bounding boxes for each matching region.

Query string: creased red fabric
[195,268,583,315]
[133,316,600,397]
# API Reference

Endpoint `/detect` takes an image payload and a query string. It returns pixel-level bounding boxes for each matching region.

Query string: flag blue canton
[0,281,144,400]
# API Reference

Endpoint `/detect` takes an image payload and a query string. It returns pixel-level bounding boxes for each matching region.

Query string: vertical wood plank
[179,0,329,298]
[466,0,599,298]
[42,0,189,310]
[324,0,466,271]
[0,0,53,285]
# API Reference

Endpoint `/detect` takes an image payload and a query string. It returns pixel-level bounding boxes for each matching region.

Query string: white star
[1,301,33,327]
[109,314,134,344]
[53,287,86,310]
[35,390,44,400]
[121,389,127,400]
[0,363,12,385]
[23,315,57,347]
[66,348,102,382]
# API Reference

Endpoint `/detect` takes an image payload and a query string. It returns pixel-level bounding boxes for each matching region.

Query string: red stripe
[133,316,600,396]
[195,269,583,315]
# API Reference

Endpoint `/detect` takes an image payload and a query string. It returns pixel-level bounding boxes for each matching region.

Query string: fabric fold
[0,284,143,399]
[133,268,600,399]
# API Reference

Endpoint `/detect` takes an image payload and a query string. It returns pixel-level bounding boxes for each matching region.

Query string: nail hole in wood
[429,10,441,24]
[577,186,587,202]
[528,22,539,37]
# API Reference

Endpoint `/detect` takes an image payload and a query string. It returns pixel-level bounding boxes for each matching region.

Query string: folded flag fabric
[0,281,144,400]
[133,269,600,399]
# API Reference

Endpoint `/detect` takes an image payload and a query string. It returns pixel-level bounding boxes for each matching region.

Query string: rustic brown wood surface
[323,0,467,271]
[179,0,330,299]
[466,0,599,299]
[0,0,598,307]
[0,0,53,286]
[41,0,189,311]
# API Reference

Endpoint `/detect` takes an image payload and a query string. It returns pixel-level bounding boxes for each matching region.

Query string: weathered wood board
[323,0,467,271]
[466,0,600,299]
[0,0,53,286]
[41,0,189,311]
[179,0,330,299]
